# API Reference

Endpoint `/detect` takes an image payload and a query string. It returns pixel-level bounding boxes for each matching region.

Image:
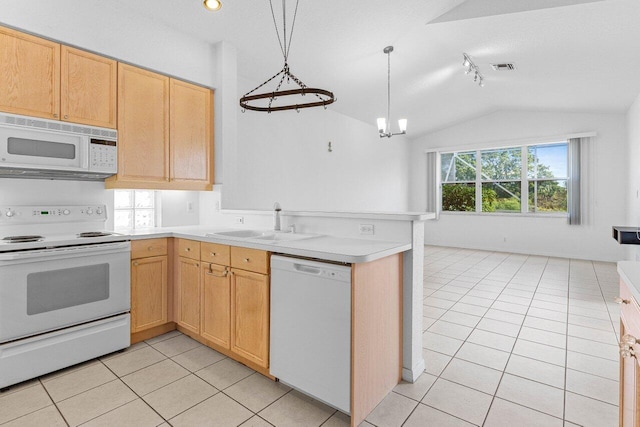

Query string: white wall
[221,78,412,212]
[409,110,627,262]
[626,94,640,260]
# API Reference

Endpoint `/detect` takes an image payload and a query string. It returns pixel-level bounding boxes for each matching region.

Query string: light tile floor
[0,246,622,426]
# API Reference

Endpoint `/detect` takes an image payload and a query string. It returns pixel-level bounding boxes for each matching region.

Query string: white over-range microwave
[0,112,117,181]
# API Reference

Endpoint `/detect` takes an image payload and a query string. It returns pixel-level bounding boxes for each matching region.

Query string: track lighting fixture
[462,53,484,88]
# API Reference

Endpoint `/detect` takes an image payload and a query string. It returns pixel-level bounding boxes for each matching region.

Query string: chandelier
[239,0,336,113]
[377,46,407,138]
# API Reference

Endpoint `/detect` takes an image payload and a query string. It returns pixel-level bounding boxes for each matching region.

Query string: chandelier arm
[243,66,286,97]
[268,71,289,110]
[268,0,286,59]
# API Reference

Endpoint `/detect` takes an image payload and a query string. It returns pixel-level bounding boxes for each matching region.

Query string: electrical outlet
[235,216,244,224]
[187,201,193,213]
[359,224,374,235]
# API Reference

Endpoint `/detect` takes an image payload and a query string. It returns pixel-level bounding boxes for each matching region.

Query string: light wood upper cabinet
[231,268,270,368]
[0,26,60,120]
[61,46,117,128]
[106,65,213,190]
[170,79,213,187]
[114,63,170,185]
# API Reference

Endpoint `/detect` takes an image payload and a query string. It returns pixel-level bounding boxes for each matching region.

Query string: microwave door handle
[82,137,90,169]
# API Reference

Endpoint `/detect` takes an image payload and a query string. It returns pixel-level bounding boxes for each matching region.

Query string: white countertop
[618,261,640,303]
[121,226,412,263]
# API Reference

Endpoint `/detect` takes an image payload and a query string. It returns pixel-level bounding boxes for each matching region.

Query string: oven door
[0,124,88,170]
[0,241,130,342]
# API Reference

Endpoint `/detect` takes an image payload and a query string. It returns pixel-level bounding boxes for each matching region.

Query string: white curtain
[568,138,582,225]
[426,151,439,219]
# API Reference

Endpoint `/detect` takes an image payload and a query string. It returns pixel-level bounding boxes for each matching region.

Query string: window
[114,190,156,229]
[440,142,569,214]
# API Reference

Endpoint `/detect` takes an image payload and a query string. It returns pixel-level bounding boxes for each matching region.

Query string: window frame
[439,141,570,216]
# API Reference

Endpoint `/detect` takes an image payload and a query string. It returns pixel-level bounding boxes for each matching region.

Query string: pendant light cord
[387,50,391,133]
[269,0,300,63]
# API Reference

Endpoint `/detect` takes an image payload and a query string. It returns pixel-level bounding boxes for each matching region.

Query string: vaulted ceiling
[32,0,640,137]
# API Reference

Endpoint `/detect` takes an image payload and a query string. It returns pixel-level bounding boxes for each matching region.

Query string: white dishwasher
[270,255,351,413]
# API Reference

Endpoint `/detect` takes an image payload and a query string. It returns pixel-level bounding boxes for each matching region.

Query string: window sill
[439,211,567,219]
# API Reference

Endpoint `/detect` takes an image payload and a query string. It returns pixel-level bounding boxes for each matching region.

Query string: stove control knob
[5,209,15,218]
[96,207,104,215]
[86,208,94,215]
[63,209,71,216]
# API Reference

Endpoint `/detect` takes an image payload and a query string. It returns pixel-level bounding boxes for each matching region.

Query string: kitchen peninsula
[122,210,431,427]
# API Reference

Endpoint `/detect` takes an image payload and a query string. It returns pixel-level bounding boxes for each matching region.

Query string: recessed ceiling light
[203,0,222,11]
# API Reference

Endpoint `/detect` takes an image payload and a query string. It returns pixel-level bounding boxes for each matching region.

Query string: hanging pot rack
[239,0,335,113]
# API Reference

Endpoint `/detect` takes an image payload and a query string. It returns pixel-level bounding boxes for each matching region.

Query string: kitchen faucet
[273,202,281,231]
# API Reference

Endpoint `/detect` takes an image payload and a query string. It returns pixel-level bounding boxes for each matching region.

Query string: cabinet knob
[211,252,216,256]
[53,113,58,118]
[185,247,191,252]
[133,261,138,266]
[615,297,630,304]
[621,348,635,358]
[64,115,69,119]
[148,246,153,251]
[243,258,249,263]
[622,334,638,347]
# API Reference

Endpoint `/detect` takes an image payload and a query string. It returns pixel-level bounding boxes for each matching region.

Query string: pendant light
[239,0,335,113]
[377,46,407,138]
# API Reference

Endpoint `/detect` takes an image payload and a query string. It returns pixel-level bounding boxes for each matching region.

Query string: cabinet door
[231,269,269,368]
[201,263,231,349]
[620,319,640,426]
[131,256,168,333]
[169,79,213,189]
[177,256,201,334]
[0,26,60,119]
[116,63,169,184]
[61,46,117,128]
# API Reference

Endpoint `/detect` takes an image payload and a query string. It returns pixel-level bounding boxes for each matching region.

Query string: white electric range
[0,204,131,389]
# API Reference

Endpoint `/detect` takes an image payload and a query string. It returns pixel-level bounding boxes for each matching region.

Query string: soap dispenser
[273,202,281,231]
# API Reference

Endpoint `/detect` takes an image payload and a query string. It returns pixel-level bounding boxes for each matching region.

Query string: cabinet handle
[206,270,228,278]
[64,115,69,119]
[620,334,638,358]
[615,297,630,305]
[133,261,138,266]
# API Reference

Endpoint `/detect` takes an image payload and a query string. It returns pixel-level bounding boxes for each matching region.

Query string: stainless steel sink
[206,230,271,238]
[206,230,317,242]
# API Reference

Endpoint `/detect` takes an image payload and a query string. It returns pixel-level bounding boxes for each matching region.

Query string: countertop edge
[125,229,411,264]
[618,261,640,303]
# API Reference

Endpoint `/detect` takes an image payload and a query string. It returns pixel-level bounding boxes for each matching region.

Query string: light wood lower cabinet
[173,239,271,375]
[231,268,269,368]
[619,275,640,426]
[201,263,231,349]
[176,256,201,335]
[130,239,170,336]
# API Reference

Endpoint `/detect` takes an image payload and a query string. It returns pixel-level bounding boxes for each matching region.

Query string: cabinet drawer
[231,247,269,274]
[201,243,230,265]
[131,238,168,258]
[620,279,640,340]
[178,239,201,260]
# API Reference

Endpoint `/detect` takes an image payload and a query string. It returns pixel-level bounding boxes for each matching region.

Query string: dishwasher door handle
[293,264,323,275]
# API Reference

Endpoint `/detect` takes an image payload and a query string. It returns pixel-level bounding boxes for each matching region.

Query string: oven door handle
[0,241,131,262]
